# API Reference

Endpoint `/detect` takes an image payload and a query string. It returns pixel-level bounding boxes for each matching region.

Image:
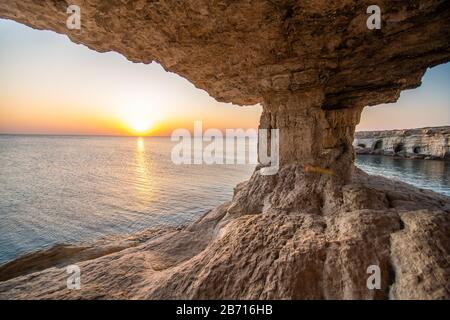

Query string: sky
[0,19,448,136]
[357,61,450,131]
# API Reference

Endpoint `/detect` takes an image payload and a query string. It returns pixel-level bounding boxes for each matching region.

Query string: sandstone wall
[354,126,450,159]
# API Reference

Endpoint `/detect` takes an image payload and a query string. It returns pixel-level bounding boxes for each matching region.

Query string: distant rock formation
[354,127,450,160]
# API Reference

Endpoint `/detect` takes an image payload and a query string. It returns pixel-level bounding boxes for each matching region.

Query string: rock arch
[0,0,449,179]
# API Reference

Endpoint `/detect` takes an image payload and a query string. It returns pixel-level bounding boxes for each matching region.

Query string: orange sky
[0,19,448,136]
[0,20,262,136]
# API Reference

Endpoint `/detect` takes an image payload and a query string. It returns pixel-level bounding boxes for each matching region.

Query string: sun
[128,116,153,134]
[119,108,157,135]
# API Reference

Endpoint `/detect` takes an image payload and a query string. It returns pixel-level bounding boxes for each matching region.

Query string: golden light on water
[137,137,145,152]
[134,137,155,203]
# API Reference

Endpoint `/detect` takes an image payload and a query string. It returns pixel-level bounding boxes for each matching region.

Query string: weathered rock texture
[354,126,450,159]
[0,170,449,299]
[0,1,449,299]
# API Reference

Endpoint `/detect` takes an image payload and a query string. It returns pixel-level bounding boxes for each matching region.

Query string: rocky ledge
[0,168,449,299]
[354,126,450,160]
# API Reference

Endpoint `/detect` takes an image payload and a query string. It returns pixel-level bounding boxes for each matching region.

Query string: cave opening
[413,146,422,154]
[373,140,383,150]
[394,143,405,153]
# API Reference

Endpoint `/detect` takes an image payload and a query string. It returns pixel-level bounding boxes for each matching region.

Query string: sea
[0,135,448,264]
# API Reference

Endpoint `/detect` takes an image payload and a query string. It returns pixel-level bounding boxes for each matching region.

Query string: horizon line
[0,133,171,138]
[1,124,449,137]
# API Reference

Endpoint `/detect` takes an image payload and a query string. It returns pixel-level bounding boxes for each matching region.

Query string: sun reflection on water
[134,137,154,203]
[137,136,145,152]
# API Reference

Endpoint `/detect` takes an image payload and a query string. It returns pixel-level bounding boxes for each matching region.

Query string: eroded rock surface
[1,0,449,107]
[0,1,449,299]
[354,126,450,159]
[0,170,449,299]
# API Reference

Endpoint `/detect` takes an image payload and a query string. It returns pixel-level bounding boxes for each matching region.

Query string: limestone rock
[0,0,449,108]
[354,126,450,159]
[0,170,449,299]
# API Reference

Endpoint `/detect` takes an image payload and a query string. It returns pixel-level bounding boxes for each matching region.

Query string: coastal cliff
[0,0,449,299]
[354,126,450,159]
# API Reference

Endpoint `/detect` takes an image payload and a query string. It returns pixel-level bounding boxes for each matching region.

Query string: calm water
[0,135,256,263]
[355,155,450,197]
[0,136,449,264]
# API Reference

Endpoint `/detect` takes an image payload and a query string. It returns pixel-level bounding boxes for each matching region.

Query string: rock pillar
[260,91,363,181]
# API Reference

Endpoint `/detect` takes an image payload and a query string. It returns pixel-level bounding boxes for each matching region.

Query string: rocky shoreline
[354,127,450,160]
[0,168,449,299]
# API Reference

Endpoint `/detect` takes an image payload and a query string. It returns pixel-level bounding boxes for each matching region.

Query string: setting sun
[126,115,154,134]
[116,102,162,135]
